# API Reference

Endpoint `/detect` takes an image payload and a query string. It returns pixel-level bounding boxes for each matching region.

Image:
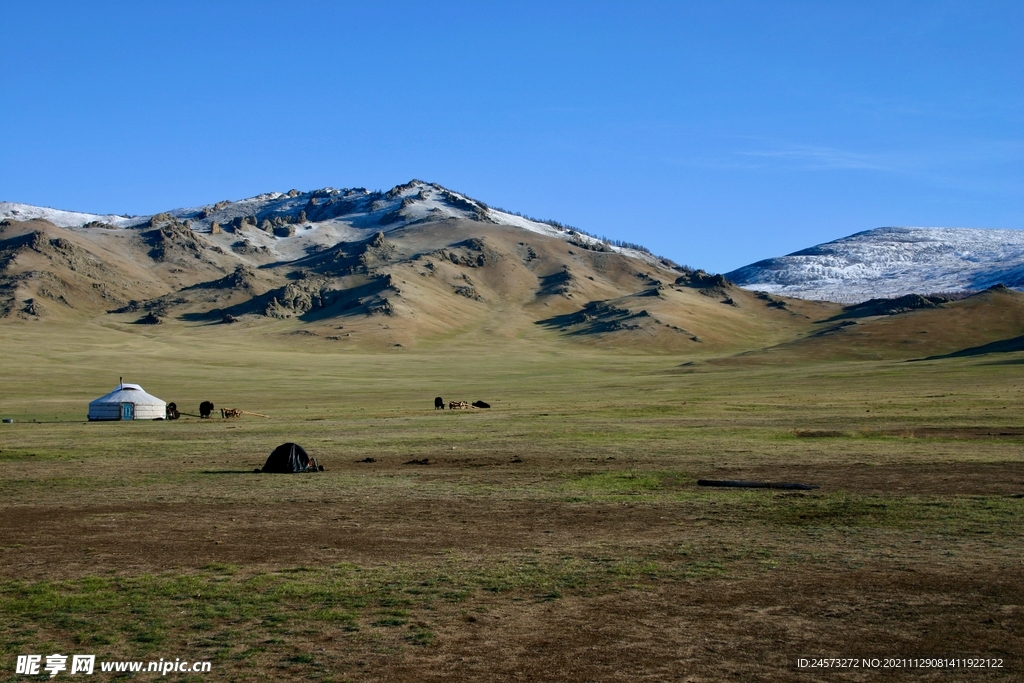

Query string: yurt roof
[89,383,166,406]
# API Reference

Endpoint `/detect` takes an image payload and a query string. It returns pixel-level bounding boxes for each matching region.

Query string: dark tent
[260,443,323,473]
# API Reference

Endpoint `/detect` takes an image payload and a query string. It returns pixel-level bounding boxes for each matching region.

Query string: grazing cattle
[472,400,490,409]
[221,408,242,418]
[166,402,180,420]
[434,396,445,410]
[449,401,470,410]
[199,401,215,418]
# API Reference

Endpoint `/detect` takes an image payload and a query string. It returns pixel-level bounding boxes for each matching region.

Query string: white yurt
[88,382,167,421]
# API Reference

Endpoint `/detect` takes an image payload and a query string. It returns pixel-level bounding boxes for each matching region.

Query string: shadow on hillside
[824,294,949,322]
[535,310,598,335]
[910,335,1024,362]
[535,303,654,336]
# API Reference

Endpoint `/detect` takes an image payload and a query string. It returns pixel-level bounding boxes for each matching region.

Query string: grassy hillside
[723,286,1024,363]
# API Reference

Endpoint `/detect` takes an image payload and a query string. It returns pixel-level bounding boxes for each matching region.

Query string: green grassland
[1,320,1022,681]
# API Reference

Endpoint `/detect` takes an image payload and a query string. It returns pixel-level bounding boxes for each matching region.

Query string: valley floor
[0,324,1022,681]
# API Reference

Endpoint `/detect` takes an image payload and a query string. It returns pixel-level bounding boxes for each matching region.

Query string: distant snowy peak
[1,180,659,264]
[726,226,1024,303]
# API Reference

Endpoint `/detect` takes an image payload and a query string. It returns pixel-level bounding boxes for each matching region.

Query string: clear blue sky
[2,1,1021,272]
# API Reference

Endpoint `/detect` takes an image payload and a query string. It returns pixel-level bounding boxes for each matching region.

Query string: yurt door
[121,403,135,420]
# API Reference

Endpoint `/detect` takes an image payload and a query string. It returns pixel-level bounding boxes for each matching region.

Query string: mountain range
[1,181,829,352]
[3,180,1024,360]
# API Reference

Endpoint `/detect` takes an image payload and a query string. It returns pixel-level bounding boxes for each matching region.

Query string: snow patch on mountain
[2,180,665,267]
[0,202,138,228]
[726,227,1024,303]
[486,208,563,238]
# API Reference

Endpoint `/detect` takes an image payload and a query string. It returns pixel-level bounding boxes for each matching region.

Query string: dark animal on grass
[199,401,214,418]
[166,402,180,420]
[472,400,490,409]
[434,396,445,410]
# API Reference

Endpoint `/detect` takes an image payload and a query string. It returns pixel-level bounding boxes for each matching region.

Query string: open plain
[1,317,1022,682]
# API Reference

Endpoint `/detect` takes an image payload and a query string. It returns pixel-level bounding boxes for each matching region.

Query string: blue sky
[2,1,1021,272]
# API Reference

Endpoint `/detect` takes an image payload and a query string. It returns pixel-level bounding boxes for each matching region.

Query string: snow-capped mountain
[0,180,655,265]
[726,227,1024,303]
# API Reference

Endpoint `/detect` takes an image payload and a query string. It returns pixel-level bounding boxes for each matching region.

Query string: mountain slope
[0,219,172,319]
[726,226,1024,303]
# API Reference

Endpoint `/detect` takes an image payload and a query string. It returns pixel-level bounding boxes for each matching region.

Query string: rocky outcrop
[567,233,612,252]
[273,225,296,238]
[433,238,502,269]
[452,284,484,301]
[366,297,395,316]
[357,232,398,270]
[146,219,206,262]
[230,240,269,256]
[675,269,729,288]
[264,279,334,318]
[538,266,578,297]
[438,189,490,222]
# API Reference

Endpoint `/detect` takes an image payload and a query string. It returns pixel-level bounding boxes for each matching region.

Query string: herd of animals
[164,401,243,420]
[434,397,490,410]
[165,398,490,420]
